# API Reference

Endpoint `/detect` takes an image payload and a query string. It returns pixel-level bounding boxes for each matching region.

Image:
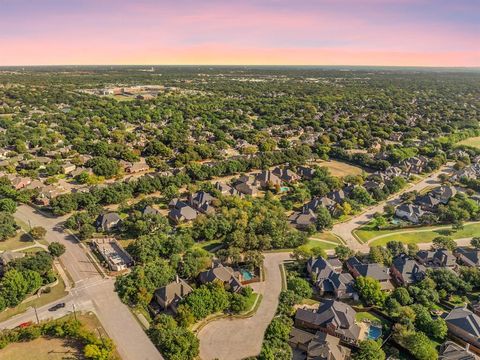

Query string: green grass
[0,276,67,323]
[192,240,224,252]
[304,240,337,250]
[0,232,35,251]
[368,222,480,247]
[457,136,480,149]
[309,232,343,244]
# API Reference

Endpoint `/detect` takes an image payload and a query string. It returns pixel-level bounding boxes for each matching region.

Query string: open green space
[304,239,337,251]
[365,222,480,247]
[457,136,480,149]
[0,232,35,252]
[0,337,82,360]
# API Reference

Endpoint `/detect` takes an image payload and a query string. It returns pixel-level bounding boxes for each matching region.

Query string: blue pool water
[368,326,382,340]
[240,269,254,281]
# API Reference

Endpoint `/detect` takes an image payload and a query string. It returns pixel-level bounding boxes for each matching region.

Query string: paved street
[331,164,454,251]
[198,252,290,360]
[1,205,163,360]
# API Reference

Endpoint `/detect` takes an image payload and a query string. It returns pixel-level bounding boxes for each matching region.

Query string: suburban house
[61,162,76,174]
[272,167,300,183]
[142,205,160,216]
[346,257,394,291]
[395,204,425,224]
[289,210,317,230]
[96,212,122,232]
[390,254,426,286]
[233,176,259,196]
[297,166,316,180]
[415,194,441,211]
[431,186,457,204]
[303,196,336,214]
[198,263,243,293]
[10,176,31,190]
[402,156,429,174]
[0,251,25,272]
[215,182,240,197]
[438,341,478,360]
[126,161,150,174]
[188,191,216,214]
[307,257,356,300]
[254,170,282,188]
[416,249,457,268]
[288,328,350,360]
[168,199,198,224]
[153,276,193,314]
[455,248,480,267]
[445,306,480,349]
[294,300,361,344]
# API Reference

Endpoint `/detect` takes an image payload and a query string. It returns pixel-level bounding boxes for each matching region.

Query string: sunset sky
[1,0,479,67]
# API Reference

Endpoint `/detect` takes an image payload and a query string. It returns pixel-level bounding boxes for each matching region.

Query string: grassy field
[0,337,82,360]
[309,159,364,177]
[0,232,35,251]
[366,222,480,247]
[0,276,67,323]
[457,136,480,149]
[0,313,119,360]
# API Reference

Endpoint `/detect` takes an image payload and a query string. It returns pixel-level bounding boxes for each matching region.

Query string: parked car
[48,302,66,312]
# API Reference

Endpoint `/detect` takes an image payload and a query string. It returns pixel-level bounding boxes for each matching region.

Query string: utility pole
[72,303,77,321]
[33,306,39,324]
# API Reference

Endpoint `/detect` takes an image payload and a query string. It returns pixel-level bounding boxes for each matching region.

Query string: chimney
[175,275,179,283]
[466,344,470,352]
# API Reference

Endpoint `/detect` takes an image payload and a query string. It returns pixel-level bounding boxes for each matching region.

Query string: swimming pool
[368,326,382,340]
[240,269,254,281]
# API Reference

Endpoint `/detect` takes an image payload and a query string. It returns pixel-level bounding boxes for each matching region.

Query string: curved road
[4,205,163,360]
[331,164,454,252]
[198,252,290,360]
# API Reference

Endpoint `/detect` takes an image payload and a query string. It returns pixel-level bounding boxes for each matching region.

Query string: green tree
[432,236,456,251]
[334,245,354,261]
[355,276,386,306]
[30,226,47,240]
[48,242,66,257]
[287,277,312,300]
[0,211,17,241]
[0,198,16,213]
[354,339,385,360]
[471,237,480,249]
[315,207,333,230]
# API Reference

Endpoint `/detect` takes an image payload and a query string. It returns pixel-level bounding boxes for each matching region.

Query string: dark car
[48,302,66,312]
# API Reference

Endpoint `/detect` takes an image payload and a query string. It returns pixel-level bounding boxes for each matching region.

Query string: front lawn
[362,222,480,247]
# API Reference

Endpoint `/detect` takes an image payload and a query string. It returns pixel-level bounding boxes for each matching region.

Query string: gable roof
[439,341,478,360]
[445,306,480,337]
[391,255,426,284]
[154,277,193,304]
[347,257,390,281]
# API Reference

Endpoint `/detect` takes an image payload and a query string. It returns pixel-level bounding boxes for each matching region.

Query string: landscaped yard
[363,222,480,247]
[457,136,480,149]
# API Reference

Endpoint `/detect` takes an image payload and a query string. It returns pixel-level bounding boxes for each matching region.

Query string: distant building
[390,254,426,286]
[445,306,480,349]
[96,213,122,232]
[198,263,243,293]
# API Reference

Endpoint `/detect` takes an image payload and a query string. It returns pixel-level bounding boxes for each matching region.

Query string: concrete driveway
[198,252,290,360]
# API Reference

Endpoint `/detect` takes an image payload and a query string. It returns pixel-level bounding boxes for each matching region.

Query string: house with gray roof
[307,257,356,299]
[96,212,122,232]
[445,306,480,349]
[288,328,350,360]
[168,200,198,224]
[390,254,426,286]
[455,248,480,267]
[198,263,243,293]
[395,203,425,224]
[417,249,457,268]
[154,276,193,314]
[289,210,317,230]
[272,167,300,183]
[346,257,394,291]
[294,300,361,344]
[254,170,282,188]
[415,194,441,211]
[215,182,240,197]
[297,166,316,180]
[188,191,216,214]
[303,196,336,213]
[142,205,160,216]
[439,341,478,360]
[432,186,458,204]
